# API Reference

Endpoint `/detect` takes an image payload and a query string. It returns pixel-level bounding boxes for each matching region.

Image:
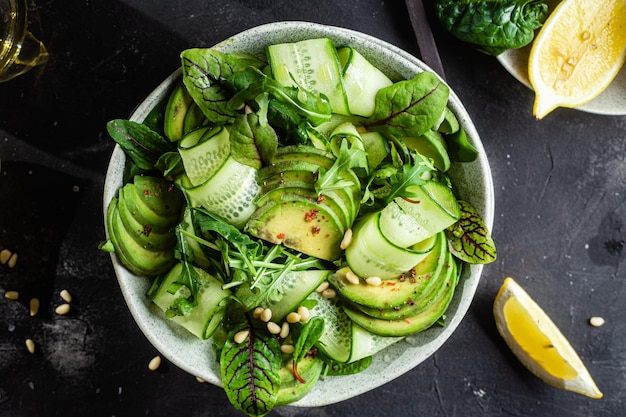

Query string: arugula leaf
[221,322,282,417]
[384,151,435,204]
[315,139,368,195]
[106,119,175,171]
[435,0,548,56]
[364,72,449,138]
[446,200,497,264]
[229,113,278,169]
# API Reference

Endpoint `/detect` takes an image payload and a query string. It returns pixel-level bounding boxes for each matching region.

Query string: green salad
[101,37,496,417]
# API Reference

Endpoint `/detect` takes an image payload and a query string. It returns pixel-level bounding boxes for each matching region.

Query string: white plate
[497,37,626,116]
[103,21,495,407]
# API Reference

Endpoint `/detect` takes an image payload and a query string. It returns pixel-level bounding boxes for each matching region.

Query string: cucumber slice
[182,156,260,229]
[337,46,393,117]
[345,213,437,279]
[234,269,331,321]
[330,232,446,309]
[348,323,403,363]
[392,180,460,241]
[402,130,451,172]
[307,291,352,363]
[150,263,231,340]
[268,38,350,115]
[178,126,231,186]
[361,131,388,170]
[328,122,365,157]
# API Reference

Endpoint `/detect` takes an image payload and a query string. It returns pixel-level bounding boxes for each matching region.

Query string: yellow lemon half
[528,0,626,119]
[493,277,603,399]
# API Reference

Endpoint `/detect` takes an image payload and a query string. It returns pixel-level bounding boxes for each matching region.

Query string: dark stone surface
[1,1,625,416]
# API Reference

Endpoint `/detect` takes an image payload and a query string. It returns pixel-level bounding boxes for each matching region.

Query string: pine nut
[297,306,310,322]
[280,344,295,354]
[366,276,383,287]
[148,355,161,371]
[286,312,301,323]
[321,288,336,299]
[344,270,360,285]
[7,252,17,268]
[55,303,71,315]
[29,298,40,316]
[260,308,272,323]
[0,249,11,264]
[196,376,205,383]
[280,322,290,339]
[25,338,36,354]
[60,289,72,303]
[234,330,249,344]
[267,321,281,334]
[340,228,353,249]
[252,307,264,318]
[315,281,329,293]
[4,291,19,300]
[589,316,605,327]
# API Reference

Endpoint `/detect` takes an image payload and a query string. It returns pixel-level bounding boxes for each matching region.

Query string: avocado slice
[270,145,335,168]
[116,193,177,251]
[132,175,185,220]
[107,198,176,276]
[255,180,351,229]
[246,197,345,261]
[342,258,461,337]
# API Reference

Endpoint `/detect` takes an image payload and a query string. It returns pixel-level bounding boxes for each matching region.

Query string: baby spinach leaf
[435,0,549,55]
[106,119,174,171]
[221,322,282,417]
[325,356,373,376]
[364,72,449,138]
[446,200,497,264]
[291,316,325,383]
[230,113,278,169]
[445,127,478,162]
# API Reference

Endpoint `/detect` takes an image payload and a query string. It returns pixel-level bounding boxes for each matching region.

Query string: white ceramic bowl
[103,21,495,407]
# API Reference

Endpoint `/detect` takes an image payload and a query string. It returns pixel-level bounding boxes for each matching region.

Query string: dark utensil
[404,0,446,81]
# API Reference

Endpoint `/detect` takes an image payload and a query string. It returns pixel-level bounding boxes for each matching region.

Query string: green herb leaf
[325,356,373,376]
[230,113,278,169]
[221,322,282,417]
[106,119,174,171]
[315,139,368,195]
[446,200,497,264]
[384,151,435,204]
[435,0,549,55]
[291,316,325,383]
[365,72,449,138]
[180,49,264,124]
[445,127,479,162]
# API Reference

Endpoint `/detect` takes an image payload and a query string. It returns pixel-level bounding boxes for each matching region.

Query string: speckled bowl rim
[103,21,495,407]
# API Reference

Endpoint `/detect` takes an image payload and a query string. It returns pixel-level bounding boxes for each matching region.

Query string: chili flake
[311,226,321,235]
[276,232,285,239]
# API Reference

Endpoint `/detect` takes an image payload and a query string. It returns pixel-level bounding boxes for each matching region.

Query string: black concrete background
[1,1,625,416]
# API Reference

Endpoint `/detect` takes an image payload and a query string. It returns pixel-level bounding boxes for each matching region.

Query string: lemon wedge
[493,277,603,399]
[528,0,626,119]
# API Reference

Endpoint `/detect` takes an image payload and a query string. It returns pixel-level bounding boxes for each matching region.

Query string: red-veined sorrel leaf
[446,200,496,264]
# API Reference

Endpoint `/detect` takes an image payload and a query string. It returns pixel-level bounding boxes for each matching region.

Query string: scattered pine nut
[315,281,329,293]
[29,298,40,316]
[4,291,19,300]
[234,330,250,344]
[60,289,72,303]
[25,338,36,354]
[321,288,336,299]
[260,308,272,323]
[252,307,264,319]
[0,249,11,264]
[196,376,206,383]
[344,270,360,285]
[280,322,290,339]
[589,317,605,327]
[267,321,281,335]
[7,252,17,268]
[297,306,310,322]
[340,228,353,249]
[55,303,71,315]
[280,344,295,354]
[366,276,383,287]
[148,355,161,371]
[286,312,301,323]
